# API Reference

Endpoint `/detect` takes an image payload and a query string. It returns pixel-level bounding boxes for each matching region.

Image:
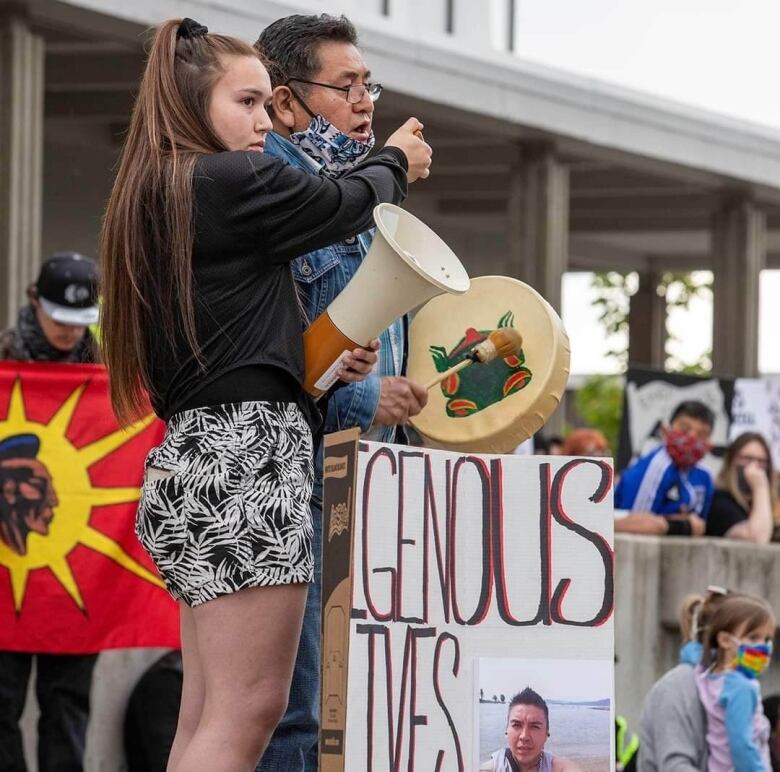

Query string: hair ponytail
[100,19,258,423]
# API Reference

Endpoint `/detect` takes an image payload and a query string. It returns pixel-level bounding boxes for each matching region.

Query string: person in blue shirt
[615,400,715,537]
[255,14,430,770]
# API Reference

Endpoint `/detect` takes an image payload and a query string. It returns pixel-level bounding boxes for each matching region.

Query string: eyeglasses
[286,78,383,104]
[735,453,770,469]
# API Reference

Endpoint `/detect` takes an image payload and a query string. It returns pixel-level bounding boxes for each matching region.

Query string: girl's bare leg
[167,603,205,769]
[171,583,308,772]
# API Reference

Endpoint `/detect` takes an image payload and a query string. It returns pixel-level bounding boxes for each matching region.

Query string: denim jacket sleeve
[325,374,381,434]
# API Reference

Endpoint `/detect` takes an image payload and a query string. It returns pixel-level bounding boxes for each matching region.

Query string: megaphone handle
[425,358,472,391]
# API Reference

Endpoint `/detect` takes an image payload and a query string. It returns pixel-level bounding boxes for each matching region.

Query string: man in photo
[483,688,582,772]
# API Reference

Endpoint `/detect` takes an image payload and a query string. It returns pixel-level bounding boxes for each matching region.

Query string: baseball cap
[36,252,99,326]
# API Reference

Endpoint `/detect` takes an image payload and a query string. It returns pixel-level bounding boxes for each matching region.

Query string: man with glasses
[256,14,430,771]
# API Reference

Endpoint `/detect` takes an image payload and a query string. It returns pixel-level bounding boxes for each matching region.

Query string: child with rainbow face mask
[695,594,776,770]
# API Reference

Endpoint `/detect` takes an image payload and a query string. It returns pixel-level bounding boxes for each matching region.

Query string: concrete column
[710,198,765,377]
[507,143,569,435]
[628,270,667,369]
[0,13,44,328]
[507,143,569,313]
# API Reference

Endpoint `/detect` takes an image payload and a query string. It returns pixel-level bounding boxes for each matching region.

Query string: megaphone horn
[303,204,471,396]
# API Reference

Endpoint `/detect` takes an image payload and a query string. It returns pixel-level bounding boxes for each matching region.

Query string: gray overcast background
[515,0,780,129]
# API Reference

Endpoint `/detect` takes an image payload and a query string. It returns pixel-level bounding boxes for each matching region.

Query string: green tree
[590,271,637,370]
[576,271,712,453]
[662,271,713,374]
[574,374,623,454]
[589,270,712,374]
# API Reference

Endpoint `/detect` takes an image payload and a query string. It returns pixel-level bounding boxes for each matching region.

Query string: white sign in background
[732,377,780,468]
[344,442,615,771]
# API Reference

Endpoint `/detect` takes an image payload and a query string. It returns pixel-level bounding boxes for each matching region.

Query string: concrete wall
[18,535,780,768]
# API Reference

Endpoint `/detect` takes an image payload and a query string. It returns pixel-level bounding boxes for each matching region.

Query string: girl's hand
[338,339,380,383]
[744,461,769,491]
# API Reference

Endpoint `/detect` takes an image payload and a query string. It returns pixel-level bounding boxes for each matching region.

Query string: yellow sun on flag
[0,378,163,611]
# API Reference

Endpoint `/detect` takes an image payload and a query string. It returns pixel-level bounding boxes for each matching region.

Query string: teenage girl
[697,593,775,770]
[99,17,431,772]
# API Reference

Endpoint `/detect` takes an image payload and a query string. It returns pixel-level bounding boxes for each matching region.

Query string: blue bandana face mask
[289,114,375,178]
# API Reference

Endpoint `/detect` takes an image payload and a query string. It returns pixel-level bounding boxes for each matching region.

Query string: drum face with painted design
[408,276,570,454]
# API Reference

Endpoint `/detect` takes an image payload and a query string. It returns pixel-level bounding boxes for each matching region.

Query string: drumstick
[425,328,523,391]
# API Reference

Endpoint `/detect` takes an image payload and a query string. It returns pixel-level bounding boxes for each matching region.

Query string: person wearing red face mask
[614,401,715,537]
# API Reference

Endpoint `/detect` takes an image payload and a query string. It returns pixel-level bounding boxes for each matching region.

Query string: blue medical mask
[289,114,375,178]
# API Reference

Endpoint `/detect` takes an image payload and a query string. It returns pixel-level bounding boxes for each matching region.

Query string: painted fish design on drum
[429,311,533,417]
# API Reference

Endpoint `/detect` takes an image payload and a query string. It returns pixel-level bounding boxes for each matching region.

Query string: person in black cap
[0,251,99,362]
[0,252,99,772]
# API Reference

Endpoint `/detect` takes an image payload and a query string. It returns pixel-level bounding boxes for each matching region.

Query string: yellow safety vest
[616,714,639,770]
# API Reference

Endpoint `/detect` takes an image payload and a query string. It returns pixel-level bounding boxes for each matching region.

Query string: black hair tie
[177,18,209,39]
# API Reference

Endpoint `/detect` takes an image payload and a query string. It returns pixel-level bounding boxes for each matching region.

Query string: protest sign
[321,434,614,771]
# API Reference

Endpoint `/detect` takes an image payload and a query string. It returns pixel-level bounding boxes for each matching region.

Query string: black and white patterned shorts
[136,402,314,606]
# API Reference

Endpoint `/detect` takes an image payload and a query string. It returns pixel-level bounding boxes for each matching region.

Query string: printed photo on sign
[477,658,612,772]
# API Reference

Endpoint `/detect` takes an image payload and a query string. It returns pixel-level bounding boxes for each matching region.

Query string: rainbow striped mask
[733,641,773,679]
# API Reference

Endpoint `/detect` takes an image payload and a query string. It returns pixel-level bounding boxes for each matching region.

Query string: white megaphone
[304,204,470,395]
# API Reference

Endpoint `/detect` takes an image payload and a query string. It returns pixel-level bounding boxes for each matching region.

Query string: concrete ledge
[19,535,780,768]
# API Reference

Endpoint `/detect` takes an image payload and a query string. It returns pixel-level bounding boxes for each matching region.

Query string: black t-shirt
[144,147,408,422]
[705,489,748,537]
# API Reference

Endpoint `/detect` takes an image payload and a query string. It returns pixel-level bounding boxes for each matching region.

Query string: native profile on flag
[0,361,179,653]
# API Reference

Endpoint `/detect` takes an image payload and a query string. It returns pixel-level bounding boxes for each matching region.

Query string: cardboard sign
[321,436,615,771]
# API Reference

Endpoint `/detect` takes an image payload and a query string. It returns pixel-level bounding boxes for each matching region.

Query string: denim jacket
[264,131,405,455]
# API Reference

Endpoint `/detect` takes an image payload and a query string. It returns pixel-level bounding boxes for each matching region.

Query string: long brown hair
[701,593,775,668]
[716,432,777,512]
[100,19,259,423]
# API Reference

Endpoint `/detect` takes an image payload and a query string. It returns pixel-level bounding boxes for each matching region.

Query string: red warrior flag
[0,362,179,652]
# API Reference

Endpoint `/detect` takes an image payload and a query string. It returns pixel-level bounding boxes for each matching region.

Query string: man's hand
[615,513,669,536]
[385,118,432,182]
[373,376,428,426]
